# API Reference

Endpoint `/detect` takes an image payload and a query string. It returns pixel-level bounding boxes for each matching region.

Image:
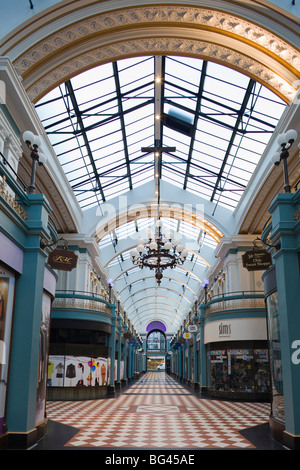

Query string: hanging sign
[48,249,78,271]
[242,249,272,271]
[188,325,197,333]
[123,332,132,339]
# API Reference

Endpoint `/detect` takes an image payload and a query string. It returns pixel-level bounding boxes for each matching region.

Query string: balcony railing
[52,290,111,315]
[205,291,265,315]
[0,154,29,220]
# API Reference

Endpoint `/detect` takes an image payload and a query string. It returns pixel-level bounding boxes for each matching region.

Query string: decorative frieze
[10,5,298,102]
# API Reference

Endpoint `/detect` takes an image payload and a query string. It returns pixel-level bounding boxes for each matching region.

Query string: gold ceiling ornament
[6,5,298,103]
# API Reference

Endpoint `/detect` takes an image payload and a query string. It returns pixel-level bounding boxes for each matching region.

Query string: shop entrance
[147,357,165,370]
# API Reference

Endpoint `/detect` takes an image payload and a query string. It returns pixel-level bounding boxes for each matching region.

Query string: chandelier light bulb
[150,241,158,250]
[130,249,138,260]
[176,245,184,253]
[181,249,188,258]
[137,244,144,253]
[164,241,172,250]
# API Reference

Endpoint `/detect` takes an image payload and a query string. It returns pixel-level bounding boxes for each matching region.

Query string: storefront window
[228,349,254,392]
[210,350,228,391]
[0,265,15,435]
[266,291,285,422]
[209,346,270,394]
[254,349,270,393]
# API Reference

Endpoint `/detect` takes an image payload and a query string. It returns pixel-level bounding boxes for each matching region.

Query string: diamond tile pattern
[46,372,271,449]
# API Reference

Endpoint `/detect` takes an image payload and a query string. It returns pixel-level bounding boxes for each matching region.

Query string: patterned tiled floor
[45,372,273,449]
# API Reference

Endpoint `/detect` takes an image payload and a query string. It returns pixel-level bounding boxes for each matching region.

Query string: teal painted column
[123,335,128,383]
[187,339,191,380]
[128,342,132,379]
[199,304,207,391]
[181,343,185,379]
[109,305,116,388]
[193,314,198,383]
[179,344,182,378]
[193,332,198,383]
[142,338,146,371]
[268,192,300,444]
[133,346,137,374]
[116,318,122,385]
[6,194,51,439]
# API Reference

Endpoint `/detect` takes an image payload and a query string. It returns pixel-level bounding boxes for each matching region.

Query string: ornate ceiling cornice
[5,5,298,103]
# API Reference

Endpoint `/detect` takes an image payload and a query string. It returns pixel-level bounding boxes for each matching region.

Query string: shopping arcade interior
[0,0,297,454]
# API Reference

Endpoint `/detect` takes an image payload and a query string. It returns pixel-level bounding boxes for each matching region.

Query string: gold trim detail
[10,5,299,102]
[0,175,27,220]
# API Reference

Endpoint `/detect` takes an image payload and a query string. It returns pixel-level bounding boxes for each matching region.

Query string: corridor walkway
[37,372,285,450]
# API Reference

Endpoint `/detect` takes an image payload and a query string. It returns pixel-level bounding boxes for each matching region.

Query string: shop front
[205,317,271,401]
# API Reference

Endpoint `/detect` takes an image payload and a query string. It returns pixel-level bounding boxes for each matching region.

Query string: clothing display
[55,363,64,378]
[66,363,76,379]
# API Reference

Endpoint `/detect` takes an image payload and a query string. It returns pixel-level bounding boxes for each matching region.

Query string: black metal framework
[36,55,285,211]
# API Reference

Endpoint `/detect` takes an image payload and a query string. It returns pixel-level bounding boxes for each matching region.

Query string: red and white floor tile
[46,372,271,449]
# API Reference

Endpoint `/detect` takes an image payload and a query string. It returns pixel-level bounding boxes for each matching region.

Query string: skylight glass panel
[35,55,285,212]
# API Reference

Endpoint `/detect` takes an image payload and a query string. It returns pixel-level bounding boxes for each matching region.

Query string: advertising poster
[35,293,51,425]
[0,268,15,435]
[48,355,108,387]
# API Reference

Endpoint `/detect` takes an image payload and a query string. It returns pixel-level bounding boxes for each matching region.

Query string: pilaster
[268,191,300,446]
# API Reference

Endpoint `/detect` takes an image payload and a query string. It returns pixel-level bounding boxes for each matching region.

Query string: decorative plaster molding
[10,5,299,102]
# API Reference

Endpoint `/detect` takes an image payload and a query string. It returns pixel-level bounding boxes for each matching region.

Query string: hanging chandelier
[130,219,188,285]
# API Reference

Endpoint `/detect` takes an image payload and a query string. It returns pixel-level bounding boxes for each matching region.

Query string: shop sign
[219,322,231,338]
[242,249,272,271]
[188,325,197,333]
[48,249,78,271]
[123,332,132,339]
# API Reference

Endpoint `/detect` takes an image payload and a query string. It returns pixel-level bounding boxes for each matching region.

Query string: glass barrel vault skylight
[35,56,286,212]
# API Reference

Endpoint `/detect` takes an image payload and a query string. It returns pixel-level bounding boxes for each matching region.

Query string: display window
[266,291,285,422]
[228,349,254,392]
[209,345,270,394]
[36,292,52,425]
[210,350,228,391]
[48,355,108,387]
[0,265,16,435]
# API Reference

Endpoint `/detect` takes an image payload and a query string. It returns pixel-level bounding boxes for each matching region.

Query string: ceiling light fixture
[22,131,47,194]
[271,128,298,193]
[130,220,188,285]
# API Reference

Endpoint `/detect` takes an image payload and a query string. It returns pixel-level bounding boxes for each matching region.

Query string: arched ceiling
[1,2,299,103]
[2,0,299,338]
